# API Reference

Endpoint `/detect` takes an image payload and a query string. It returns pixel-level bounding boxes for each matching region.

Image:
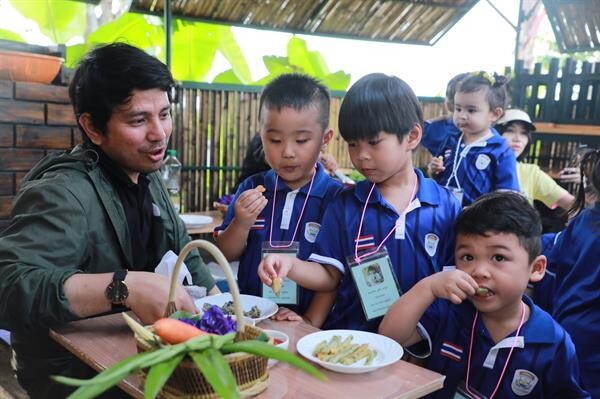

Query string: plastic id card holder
[261,241,299,305]
[450,187,464,205]
[347,247,402,321]
[453,381,487,399]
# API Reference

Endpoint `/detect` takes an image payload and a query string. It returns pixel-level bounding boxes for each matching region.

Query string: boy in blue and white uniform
[258,73,461,332]
[551,149,600,397]
[380,191,589,398]
[427,72,519,206]
[215,74,343,316]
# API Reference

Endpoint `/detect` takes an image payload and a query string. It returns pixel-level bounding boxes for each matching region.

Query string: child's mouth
[475,287,494,297]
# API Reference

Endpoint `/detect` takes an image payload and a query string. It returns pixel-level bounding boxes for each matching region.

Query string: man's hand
[232,188,268,229]
[125,272,198,324]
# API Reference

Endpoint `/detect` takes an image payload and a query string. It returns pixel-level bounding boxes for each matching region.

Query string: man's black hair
[455,191,542,263]
[338,73,423,142]
[258,73,330,131]
[69,42,175,139]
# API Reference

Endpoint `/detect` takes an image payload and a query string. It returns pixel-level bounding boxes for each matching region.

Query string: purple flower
[217,194,235,206]
[198,305,237,335]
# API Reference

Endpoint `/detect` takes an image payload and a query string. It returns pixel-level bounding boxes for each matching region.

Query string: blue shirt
[419,295,589,398]
[422,117,461,157]
[215,163,343,314]
[437,130,520,206]
[309,169,461,332]
[551,203,600,398]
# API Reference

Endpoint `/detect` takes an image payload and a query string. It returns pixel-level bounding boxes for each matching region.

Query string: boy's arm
[379,277,437,347]
[215,188,267,261]
[258,254,341,292]
[303,290,337,328]
[379,270,478,347]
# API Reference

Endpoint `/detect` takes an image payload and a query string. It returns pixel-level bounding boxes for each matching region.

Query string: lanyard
[445,133,491,190]
[465,301,526,399]
[268,166,316,248]
[353,172,418,264]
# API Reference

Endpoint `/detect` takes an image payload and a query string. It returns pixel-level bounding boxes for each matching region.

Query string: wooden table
[50,313,444,399]
[182,210,224,235]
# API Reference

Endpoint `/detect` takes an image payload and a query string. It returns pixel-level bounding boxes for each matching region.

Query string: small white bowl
[262,329,289,367]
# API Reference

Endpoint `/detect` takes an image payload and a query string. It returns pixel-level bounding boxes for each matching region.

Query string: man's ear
[406,123,422,151]
[321,128,334,150]
[78,113,104,146]
[529,255,546,283]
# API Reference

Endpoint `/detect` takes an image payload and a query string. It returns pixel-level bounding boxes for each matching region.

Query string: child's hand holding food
[429,269,478,304]
[232,185,268,228]
[258,253,294,288]
[427,156,445,176]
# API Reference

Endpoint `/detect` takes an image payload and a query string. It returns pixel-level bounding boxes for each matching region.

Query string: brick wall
[0,80,80,230]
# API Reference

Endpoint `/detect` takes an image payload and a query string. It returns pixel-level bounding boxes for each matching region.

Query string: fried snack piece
[255,184,266,193]
[272,276,282,297]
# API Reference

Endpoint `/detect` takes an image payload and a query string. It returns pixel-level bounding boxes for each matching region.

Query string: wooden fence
[509,58,600,193]
[511,58,600,125]
[171,82,444,212]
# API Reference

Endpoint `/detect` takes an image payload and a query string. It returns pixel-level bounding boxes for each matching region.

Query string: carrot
[153,318,209,344]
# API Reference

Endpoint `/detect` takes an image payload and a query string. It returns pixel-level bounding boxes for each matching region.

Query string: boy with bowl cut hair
[379,191,589,398]
[215,73,343,318]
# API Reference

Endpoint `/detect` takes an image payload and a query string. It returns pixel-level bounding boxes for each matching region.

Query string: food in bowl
[263,329,289,367]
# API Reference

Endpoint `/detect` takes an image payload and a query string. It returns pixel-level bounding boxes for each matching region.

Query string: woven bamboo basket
[134,239,269,398]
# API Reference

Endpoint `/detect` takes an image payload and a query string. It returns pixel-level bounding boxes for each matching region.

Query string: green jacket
[0,144,214,395]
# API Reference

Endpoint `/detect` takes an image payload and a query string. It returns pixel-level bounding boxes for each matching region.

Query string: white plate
[194,293,278,322]
[180,214,213,227]
[296,329,403,374]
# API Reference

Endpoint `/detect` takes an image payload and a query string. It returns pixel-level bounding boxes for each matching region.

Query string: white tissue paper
[154,250,193,285]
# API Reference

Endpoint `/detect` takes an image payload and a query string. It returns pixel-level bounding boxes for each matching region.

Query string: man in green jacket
[0,43,218,398]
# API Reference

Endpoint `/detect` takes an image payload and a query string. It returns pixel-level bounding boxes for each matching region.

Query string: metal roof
[130,0,479,45]
[543,0,600,52]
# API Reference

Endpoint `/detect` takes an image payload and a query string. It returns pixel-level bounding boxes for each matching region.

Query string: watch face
[106,280,129,304]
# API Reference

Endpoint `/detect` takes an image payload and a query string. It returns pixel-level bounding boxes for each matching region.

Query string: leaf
[222,341,326,380]
[189,349,240,399]
[216,27,251,84]
[169,310,197,320]
[212,69,243,84]
[0,29,24,42]
[171,20,217,81]
[287,36,329,77]
[9,0,87,44]
[144,353,185,399]
[86,13,164,52]
[321,71,352,91]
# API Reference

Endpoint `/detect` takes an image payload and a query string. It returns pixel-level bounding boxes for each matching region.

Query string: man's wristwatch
[105,270,129,308]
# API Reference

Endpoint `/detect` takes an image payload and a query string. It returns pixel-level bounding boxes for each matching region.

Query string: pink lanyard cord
[268,166,316,248]
[353,172,418,264]
[465,301,526,399]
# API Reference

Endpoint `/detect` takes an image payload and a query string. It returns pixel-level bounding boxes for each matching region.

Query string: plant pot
[0,49,63,84]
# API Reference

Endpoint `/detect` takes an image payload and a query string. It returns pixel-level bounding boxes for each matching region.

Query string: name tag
[261,241,299,305]
[450,187,464,204]
[347,247,401,320]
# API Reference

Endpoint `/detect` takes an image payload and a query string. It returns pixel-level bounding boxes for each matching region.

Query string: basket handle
[165,239,245,331]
